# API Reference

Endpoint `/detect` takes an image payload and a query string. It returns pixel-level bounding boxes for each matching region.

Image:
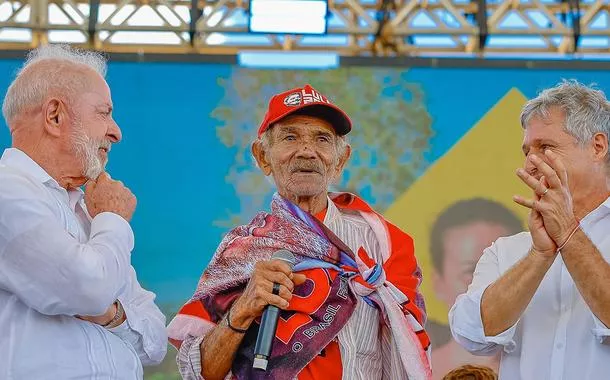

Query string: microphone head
[271,249,296,270]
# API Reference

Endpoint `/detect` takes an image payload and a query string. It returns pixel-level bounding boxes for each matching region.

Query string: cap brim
[270,103,352,136]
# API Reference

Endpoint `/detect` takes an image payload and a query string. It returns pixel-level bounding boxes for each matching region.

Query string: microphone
[252,249,297,371]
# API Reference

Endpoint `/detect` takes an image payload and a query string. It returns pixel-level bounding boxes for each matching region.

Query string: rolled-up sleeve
[108,267,168,366]
[177,334,205,380]
[449,242,518,355]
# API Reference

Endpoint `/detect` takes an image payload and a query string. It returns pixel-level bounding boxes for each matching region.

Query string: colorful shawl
[168,192,431,379]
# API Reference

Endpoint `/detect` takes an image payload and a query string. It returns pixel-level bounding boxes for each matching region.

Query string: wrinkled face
[522,107,602,204]
[67,71,122,179]
[254,114,349,198]
[434,222,511,307]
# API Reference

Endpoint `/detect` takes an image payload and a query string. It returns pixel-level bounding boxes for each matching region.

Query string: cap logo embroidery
[302,88,330,105]
[283,92,302,107]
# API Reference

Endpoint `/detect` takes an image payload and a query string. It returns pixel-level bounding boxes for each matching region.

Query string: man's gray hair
[520,80,610,150]
[2,44,107,124]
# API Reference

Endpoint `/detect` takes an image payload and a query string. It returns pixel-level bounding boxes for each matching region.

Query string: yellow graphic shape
[384,88,530,325]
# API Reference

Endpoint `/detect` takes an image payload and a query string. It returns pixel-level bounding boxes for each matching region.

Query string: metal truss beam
[87,0,99,45]
[0,0,609,58]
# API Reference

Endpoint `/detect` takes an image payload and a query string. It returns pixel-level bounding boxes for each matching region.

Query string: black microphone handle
[253,303,280,371]
[252,249,296,371]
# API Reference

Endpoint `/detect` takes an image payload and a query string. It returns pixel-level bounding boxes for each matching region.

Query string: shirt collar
[580,195,610,227]
[323,195,341,226]
[601,196,610,209]
[0,148,84,201]
[0,148,54,184]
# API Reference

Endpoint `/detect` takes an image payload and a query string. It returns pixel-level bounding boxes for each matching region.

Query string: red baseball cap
[257,84,352,137]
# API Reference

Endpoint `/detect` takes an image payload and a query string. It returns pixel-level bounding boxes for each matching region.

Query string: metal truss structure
[0,0,609,59]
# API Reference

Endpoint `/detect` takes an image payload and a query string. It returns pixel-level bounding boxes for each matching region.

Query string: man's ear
[43,97,65,138]
[335,143,351,173]
[252,140,272,176]
[432,270,451,307]
[592,132,609,165]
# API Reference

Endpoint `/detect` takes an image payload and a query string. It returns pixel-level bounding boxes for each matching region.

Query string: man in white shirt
[0,45,167,379]
[449,80,610,380]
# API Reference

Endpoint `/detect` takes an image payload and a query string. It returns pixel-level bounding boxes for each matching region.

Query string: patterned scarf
[168,192,431,379]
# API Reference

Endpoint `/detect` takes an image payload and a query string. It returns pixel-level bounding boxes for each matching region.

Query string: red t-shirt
[297,207,342,380]
[297,340,342,380]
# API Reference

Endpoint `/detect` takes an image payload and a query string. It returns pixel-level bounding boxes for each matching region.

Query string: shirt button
[556,342,564,349]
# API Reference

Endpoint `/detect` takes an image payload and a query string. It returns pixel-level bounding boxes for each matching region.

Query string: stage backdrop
[2,59,610,379]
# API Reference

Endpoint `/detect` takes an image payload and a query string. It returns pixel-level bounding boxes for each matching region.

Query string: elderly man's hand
[514,174,558,257]
[77,301,126,328]
[228,260,307,331]
[85,172,137,222]
[514,150,579,251]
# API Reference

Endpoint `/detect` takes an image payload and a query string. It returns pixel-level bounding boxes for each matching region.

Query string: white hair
[2,44,107,125]
[520,80,610,153]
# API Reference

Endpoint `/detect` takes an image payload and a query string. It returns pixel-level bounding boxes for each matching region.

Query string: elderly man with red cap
[168,85,431,380]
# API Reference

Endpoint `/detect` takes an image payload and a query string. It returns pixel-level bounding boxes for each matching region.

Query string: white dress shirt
[0,148,167,380]
[449,196,610,380]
